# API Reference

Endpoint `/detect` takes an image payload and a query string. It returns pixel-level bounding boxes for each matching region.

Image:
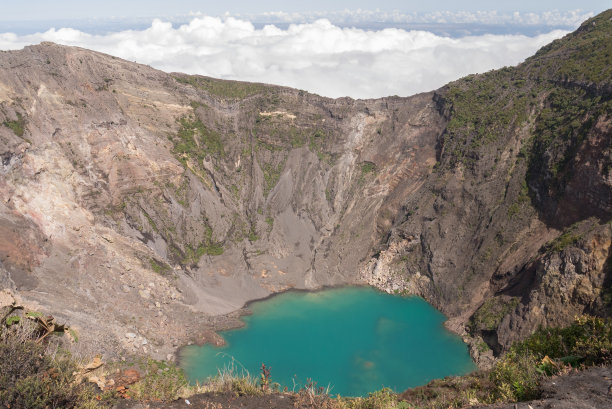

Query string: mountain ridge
[0,10,610,367]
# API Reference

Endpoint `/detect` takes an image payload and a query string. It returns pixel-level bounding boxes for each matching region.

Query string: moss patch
[3,112,26,137]
[470,297,520,331]
[262,161,285,197]
[173,116,224,161]
[182,223,224,265]
[150,258,172,276]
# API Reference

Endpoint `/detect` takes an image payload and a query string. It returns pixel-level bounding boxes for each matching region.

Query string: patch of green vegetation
[470,297,520,332]
[182,223,224,264]
[174,75,269,100]
[527,10,612,84]
[173,116,225,163]
[401,372,496,409]
[361,162,376,175]
[5,316,20,326]
[316,150,334,165]
[262,161,284,197]
[256,138,283,152]
[3,112,26,137]
[67,328,79,343]
[189,100,208,110]
[441,68,534,169]
[1,321,109,409]
[308,129,325,151]
[438,11,611,176]
[508,180,532,218]
[143,211,159,233]
[489,315,612,402]
[543,225,582,253]
[305,128,335,165]
[512,316,612,366]
[265,216,274,231]
[230,184,240,200]
[184,242,224,264]
[171,177,189,206]
[527,86,609,201]
[340,388,404,409]
[357,161,377,185]
[507,203,521,218]
[290,127,307,148]
[150,258,172,276]
[489,349,541,402]
[404,315,612,407]
[477,341,491,353]
[228,215,251,244]
[127,359,188,401]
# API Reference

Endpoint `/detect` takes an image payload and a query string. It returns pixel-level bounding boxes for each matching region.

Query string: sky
[0,1,609,20]
[0,1,609,98]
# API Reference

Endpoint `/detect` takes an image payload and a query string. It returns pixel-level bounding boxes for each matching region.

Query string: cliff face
[365,10,611,360]
[0,11,610,361]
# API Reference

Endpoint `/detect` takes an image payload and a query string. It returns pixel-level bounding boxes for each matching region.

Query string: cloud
[0,16,568,99]
[250,9,592,27]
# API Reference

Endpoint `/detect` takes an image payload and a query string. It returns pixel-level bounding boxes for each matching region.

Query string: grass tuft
[3,112,26,137]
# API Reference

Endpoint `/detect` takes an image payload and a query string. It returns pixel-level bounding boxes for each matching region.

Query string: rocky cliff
[0,11,610,363]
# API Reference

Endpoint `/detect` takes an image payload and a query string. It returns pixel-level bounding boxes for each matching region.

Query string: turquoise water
[180,287,476,397]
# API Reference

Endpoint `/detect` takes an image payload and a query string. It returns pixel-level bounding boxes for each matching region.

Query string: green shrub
[515,316,612,366]
[544,228,582,253]
[203,361,262,397]
[362,388,400,409]
[490,351,541,402]
[127,359,189,401]
[0,322,103,408]
[400,372,496,409]
[361,162,376,175]
[345,388,400,409]
[489,316,612,403]
[514,316,612,366]
[229,376,262,396]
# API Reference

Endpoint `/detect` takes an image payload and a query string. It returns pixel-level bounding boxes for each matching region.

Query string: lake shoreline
[178,286,477,396]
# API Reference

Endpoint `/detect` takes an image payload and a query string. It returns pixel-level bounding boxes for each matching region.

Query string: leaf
[83,356,104,372]
[68,328,79,343]
[5,315,20,326]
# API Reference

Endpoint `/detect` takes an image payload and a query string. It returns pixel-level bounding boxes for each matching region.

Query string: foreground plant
[126,359,189,401]
[0,321,106,409]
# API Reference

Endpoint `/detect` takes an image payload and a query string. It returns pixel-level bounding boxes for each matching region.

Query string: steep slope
[0,41,444,359]
[0,10,610,364]
[363,10,612,363]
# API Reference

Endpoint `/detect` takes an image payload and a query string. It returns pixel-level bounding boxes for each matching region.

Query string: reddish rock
[110,369,141,389]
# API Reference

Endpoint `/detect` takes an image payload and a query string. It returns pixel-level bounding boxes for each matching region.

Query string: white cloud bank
[0,16,568,99]
[251,9,592,27]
